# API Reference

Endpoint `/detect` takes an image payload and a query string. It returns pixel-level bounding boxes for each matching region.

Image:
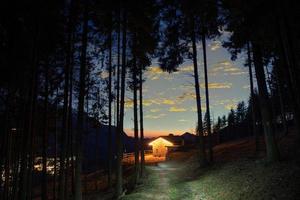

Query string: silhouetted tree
[236,101,247,124]
[75,1,89,199]
[221,0,280,161]
[116,3,127,197]
[246,42,259,151]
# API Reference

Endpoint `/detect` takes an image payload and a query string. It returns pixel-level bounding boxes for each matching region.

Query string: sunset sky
[124,34,252,138]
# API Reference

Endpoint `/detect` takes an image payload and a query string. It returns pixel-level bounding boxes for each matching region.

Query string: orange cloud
[150,108,160,113]
[225,103,237,110]
[144,113,166,119]
[147,66,163,74]
[125,99,133,108]
[190,106,206,112]
[177,92,196,101]
[178,119,188,122]
[200,82,232,89]
[169,106,187,112]
[180,65,194,72]
[124,128,196,137]
[209,40,221,51]
[146,66,173,81]
[212,60,247,76]
[162,99,175,105]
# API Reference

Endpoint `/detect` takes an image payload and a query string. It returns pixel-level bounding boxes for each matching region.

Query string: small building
[149,134,184,157]
[181,132,197,144]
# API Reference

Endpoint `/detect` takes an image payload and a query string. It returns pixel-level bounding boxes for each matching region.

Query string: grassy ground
[122,134,300,200]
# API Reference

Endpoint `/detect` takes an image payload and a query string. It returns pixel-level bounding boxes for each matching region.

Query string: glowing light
[149,137,173,146]
[33,156,75,175]
[11,128,17,132]
[149,137,173,157]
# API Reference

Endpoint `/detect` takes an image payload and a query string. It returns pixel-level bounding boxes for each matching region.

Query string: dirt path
[122,161,188,200]
[92,136,300,200]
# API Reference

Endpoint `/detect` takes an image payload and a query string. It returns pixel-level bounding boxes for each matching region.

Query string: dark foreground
[121,134,300,200]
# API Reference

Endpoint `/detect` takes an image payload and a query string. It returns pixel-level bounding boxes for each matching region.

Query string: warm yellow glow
[149,137,173,146]
[149,137,174,157]
[33,156,75,175]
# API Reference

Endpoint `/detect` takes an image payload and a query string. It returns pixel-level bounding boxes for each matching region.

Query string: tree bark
[116,3,121,128]
[75,2,88,199]
[275,0,300,138]
[190,16,206,167]
[58,21,71,200]
[274,62,288,136]
[58,1,75,198]
[42,63,49,200]
[67,47,75,197]
[116,7,127,198]
[3,110,11,200]
[139,69,145,178]
[246,42,259,152]
[252,42,280,162]
[19,25,40,200]
[108,24,113,188]
[201,31,213,163]
[2,90,11,200]
[133,56,139,185]
[53,89,59,200]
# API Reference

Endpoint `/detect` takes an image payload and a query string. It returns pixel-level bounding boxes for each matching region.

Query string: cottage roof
[149,137,173,146]
[148,134,184,146]
[163,136,182,144]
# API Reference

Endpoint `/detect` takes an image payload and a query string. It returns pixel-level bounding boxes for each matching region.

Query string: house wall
[152,142,168,157]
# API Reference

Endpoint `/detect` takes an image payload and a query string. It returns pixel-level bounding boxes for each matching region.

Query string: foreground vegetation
[123,133,300,200]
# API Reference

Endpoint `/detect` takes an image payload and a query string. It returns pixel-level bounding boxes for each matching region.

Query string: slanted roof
[149,137,173,147]
[181,132,196,137]
[161,134,183,145]
[181,132,197,142]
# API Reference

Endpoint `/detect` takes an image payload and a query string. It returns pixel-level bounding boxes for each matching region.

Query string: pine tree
[75,1,89,199]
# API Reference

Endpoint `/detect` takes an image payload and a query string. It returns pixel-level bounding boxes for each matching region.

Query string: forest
[0,0,300,199]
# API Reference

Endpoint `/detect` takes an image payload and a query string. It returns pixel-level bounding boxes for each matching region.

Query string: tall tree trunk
[116,7,127,198]
[42,63,49,200]
[2,91,11,200]
[58,21,71,200]
[246,42,259,152]
[84,75,89,194]
[252,42,280,162]
[139,69,145,178]
[190,16,206,167]
[0,100,8,195]
[75,2,88,199]
[264,66,278,135]
[133,56,139,185]
[58,0,74,198]
[65,55,74,198]
[3,110,11,200]
[25,67,38,200]
[116,3,121,128]
[201,31,213,163]
[19,28,40,200]
[274,58,288,136]
[108,24,113,188]
[277,43,300,137]
[53,90,59,200]
[64,54,74,199]
[95,89,100,191]
[275,0,300,138]
[69,36,76,196]
[11,127,21,200]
